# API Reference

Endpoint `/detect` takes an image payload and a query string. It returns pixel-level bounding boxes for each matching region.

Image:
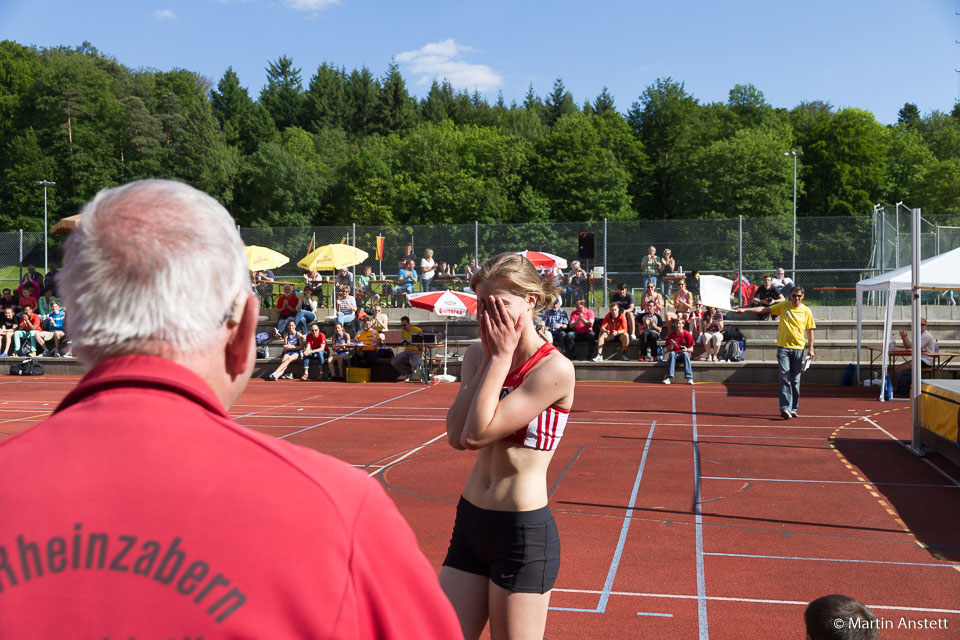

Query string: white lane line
[279,387,431,439]
[551,589,960,615]
[368,432,447,477]
[704,551,960,569]
[702,476,958,489]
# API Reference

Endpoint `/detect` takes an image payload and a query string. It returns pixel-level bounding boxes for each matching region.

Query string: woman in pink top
[443,253,576,640]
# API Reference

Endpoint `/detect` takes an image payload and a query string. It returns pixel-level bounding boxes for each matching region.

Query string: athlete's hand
[477,298,492,360]
[482,295,522,359]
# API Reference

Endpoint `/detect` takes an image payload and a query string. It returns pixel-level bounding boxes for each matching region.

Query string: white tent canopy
[855,246,960,398]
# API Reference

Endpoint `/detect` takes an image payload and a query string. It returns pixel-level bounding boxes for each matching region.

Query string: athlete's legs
[488,583,550,640]
[439,566,489,640]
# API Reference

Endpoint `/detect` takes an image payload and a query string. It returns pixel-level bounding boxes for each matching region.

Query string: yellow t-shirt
[401,325,423,352]
[770,301,816,349]
[356,328,378,351]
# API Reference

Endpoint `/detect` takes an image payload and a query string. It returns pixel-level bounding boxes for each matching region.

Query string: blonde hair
[470,253,560,312]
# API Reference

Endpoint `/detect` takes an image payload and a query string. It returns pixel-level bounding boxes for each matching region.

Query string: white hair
[60,179,250,366]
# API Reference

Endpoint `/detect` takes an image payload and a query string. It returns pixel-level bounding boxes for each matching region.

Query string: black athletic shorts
[442,496,561,594]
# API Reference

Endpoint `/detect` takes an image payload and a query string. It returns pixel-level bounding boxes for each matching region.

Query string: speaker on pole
[578,232,595,260]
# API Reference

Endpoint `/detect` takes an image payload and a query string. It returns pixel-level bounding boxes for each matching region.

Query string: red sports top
[501,342,570,451]
[0,355,462,639]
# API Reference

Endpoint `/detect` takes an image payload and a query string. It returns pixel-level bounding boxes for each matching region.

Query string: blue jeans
[643,275,658,290]
[294,310,317,334]
[565,331,596,360]
[422,277,434,292]
[665,351,692,380]
[276,315,295,333]
[777,347,804,413]
[337,311,356,333]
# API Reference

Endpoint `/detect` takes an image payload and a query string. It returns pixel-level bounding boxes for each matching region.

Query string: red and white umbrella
[405,290,478,317]
[516,250,568,271]
[405,290,478,382]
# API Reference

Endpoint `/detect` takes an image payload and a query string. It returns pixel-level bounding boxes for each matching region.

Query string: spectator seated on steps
[636,300,663,361]
[353,317,380,367]
[662,317,694,385]
[593,302,629,361]
[274,284,299,334]
[301,323,327,380]
[391,316,423,381]
[753,275,784,320]
[609,282,637,341]
[565,298,595,360]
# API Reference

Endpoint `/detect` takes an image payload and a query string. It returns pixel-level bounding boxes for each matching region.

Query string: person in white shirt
[420,248,436,292]
[894,318,936,382]
[771,267,794,295]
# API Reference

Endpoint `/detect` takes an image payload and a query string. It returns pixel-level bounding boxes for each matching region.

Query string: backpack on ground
[9,358,44,376]
[724,340,744,362]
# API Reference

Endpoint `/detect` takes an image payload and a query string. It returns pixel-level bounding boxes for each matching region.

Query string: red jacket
[0,356,461,639]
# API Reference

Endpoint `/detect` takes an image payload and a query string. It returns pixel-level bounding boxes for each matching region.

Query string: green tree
[375,61,416,135]
[528,113,633,221]
[592,87,616,116]
[235,141,324,227]
[304,62,348,132]
[211,67,274,154]
[627,77,700,219]
[897,102,921,130]
[802,108,888,216]
[544,76,577,127]
[259,55,304,131]
[678,124,795,219]
[346,66,380,137]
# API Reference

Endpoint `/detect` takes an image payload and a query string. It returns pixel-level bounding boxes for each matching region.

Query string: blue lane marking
[637,612,675,617]
[550,421,668,617]
[692,391,710,640]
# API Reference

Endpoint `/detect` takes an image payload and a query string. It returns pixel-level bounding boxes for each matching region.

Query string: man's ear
[226,293,258,378]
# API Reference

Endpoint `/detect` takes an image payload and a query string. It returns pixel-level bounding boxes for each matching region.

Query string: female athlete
[441,253,576,640]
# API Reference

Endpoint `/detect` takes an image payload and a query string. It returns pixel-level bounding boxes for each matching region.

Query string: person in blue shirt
[541,297,572,356]
[40,301,68,357]
[392,259,419,304]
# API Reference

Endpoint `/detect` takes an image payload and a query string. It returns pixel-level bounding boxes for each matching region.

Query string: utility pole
[37,180,55,274]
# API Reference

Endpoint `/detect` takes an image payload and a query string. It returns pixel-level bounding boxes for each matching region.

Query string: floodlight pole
[784,151,802,284]
[37,180,55,274]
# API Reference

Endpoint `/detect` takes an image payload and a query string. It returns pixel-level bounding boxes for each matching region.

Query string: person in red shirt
[565,298,596,361]
[18,281,39,314]
[273,283,299,335]
[301,322,327,380]
[663,316,695,385]
[592,302,630,361]
[0,179,462,639]
[13,303,45,356]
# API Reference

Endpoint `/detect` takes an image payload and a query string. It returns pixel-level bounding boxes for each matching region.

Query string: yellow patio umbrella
[245,245,289,272]
[51,213,82,234]
[297,243,369,271]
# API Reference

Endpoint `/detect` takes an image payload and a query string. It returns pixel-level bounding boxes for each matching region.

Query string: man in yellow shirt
[391,316,423,381]
[734,286,816,419]
[354,317,380,366]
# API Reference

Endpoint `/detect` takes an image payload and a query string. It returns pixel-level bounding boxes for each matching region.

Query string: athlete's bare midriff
[462,441,556,511]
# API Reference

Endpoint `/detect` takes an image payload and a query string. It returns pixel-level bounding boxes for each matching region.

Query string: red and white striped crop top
[500,342,570,451]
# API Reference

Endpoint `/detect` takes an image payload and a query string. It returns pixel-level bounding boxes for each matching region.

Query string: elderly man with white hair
[0,180,461,638]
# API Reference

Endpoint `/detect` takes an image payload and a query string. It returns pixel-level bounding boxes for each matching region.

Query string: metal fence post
[352,222,357,295]
[738,215,743,306]
[474,220,479,268]
[19,229,23,283]
[603,218,608,307]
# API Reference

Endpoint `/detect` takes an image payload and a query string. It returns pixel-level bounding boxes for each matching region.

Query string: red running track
[2,376,959,639]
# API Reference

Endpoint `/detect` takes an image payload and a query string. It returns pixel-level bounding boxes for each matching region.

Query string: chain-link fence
[5,208,960,305]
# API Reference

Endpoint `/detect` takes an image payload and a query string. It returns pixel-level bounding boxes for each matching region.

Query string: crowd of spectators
[0,265,71,357]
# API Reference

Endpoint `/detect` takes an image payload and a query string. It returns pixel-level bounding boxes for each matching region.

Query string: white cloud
[283,0,339,10]
[153,9,177,19]
[396,39,502,92]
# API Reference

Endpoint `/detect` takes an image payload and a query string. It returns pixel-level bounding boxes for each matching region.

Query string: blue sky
[1,0,958,124]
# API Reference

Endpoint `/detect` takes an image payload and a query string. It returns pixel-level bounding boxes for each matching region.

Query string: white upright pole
[37,180,55,275]
[792,154,797,282]
[910,208,923,455]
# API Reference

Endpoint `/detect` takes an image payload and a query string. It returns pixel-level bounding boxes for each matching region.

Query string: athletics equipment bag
[724,340,744,362]
[10,358,44,376]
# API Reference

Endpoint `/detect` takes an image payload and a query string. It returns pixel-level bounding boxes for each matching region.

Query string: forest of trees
[2,39,959,232]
